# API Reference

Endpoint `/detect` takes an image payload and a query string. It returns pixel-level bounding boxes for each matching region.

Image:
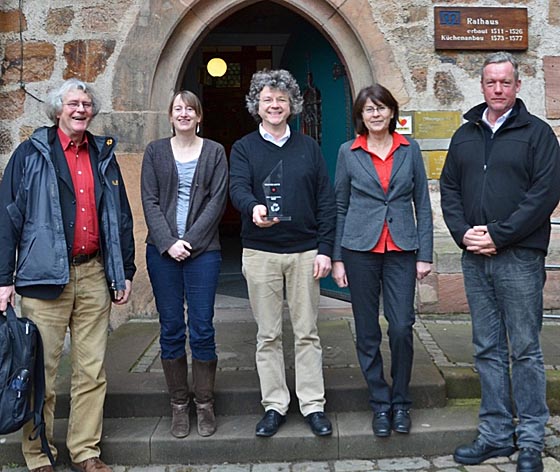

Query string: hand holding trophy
[262,161,292,221]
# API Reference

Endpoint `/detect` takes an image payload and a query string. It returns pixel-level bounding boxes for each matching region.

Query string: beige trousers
[21,258,111,469]
[242,248,326,416]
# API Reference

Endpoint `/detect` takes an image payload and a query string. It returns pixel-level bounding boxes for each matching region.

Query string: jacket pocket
[17,227,59,281]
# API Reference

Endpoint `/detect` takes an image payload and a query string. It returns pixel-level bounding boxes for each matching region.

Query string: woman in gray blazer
[332,84,433,438]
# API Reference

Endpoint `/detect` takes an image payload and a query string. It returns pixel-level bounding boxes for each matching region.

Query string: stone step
[2,405,479,466]
[48,318,448,419]
[50,366,447,419]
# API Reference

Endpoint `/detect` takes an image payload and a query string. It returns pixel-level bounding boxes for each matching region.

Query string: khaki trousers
[21,258,111,469]
[242,248,326,416]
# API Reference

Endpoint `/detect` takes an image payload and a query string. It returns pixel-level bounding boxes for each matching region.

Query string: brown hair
[168,90,203,134]
[352,84,399,135]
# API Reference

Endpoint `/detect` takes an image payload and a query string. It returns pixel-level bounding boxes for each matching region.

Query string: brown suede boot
[161,355,190,438]
[192,358,218,437]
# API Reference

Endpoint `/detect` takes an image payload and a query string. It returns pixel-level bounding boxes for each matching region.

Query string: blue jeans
[342,248,417,413]
[462,248,549,451]
[146,244,221,361]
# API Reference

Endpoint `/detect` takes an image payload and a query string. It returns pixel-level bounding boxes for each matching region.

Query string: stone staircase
[1,302,490,466]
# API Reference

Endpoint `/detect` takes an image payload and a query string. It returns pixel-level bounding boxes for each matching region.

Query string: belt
[71,251,99,265]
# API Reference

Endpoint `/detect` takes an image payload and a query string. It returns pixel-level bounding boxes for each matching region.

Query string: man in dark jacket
[0,79,136,472]
[440,52,560,472]
[229,69,336,438]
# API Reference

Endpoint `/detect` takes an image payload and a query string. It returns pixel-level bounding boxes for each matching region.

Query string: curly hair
[45,78,100,124]
[245,69,304,121]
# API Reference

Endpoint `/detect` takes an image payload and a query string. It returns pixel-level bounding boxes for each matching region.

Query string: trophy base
[264,216,292,221]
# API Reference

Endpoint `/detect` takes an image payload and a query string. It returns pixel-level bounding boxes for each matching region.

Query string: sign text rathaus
[434,7,528,51]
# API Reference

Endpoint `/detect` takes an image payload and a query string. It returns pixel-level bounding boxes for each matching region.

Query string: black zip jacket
[440,99,560,253]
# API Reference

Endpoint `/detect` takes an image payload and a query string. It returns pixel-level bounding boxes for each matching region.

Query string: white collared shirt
[259,123,291,147]
[482,107,513,133]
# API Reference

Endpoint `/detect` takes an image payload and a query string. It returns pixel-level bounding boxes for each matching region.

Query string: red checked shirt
[58,128,100,257]
[351,132,410,253]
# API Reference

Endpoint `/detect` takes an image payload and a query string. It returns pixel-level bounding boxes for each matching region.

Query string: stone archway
[111,0,406,150]
[108,0,408,320]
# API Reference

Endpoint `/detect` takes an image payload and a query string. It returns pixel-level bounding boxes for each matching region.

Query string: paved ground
[2,448,560,472]
[3,292,560,471]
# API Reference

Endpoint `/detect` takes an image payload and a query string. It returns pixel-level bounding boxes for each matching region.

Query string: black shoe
[305,411,332,436]
[454,438,516,465]
[372,411,391,437]
[392,409,411,434]
[255,409,286,437]
[517,448,543,472]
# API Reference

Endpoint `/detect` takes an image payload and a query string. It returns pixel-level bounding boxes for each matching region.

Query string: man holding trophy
[229,69,336,438]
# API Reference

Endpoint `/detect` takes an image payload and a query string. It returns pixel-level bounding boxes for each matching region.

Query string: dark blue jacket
[440,99,560,253]
[0,126,136,299]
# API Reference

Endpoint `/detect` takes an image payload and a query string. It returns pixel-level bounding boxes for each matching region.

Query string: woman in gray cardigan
[332,85,433,438]
[141,91,228,439]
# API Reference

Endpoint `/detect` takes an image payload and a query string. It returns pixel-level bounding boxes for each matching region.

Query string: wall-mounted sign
[413,111,463,139]
[434,7,528,50]
[423,150,448,180]
[396,115,413,135]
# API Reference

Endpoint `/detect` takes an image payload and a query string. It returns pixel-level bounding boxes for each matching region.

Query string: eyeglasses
[63,101,93,110]
[363,105,389,115]
[260,97,289,105]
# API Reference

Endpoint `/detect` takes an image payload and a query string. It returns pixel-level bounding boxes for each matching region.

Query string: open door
[185,2,353,301]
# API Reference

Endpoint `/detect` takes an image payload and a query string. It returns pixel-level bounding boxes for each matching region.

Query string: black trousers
[342,248,417,412]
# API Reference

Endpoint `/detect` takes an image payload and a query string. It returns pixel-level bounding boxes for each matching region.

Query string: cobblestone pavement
[3,455,560,472]
[3,416,560,472]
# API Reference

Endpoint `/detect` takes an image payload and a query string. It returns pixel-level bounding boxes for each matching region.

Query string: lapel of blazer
[354,147,382,188]
[389,143,408,183]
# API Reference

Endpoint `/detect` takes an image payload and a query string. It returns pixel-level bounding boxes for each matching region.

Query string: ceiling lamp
[207,57,227,77]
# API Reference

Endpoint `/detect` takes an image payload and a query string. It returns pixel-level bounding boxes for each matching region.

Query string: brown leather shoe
[30,466,54,472]
[71,457,112,472]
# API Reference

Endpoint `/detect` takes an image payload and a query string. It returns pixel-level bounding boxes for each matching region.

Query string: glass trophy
[262,161,291,221]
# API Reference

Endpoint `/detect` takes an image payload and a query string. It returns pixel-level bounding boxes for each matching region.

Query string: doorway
[180,1,352,299]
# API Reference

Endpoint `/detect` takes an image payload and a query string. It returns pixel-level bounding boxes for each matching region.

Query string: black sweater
[440,99,560,253]
[229,130,336,256]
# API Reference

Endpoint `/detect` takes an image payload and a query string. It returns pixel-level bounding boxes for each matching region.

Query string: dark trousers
[342,248,417,412]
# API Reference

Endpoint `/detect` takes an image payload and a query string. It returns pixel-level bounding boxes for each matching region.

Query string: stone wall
[1,0,560,325]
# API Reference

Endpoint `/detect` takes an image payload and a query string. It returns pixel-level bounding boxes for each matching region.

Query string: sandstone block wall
[1,0,559,325]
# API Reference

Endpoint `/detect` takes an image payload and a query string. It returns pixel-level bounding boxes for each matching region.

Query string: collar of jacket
[464,98,530,131]
[39,126,117,161]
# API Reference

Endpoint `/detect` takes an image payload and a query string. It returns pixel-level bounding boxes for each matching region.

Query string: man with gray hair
[229,69,335,437]
[0,79,136,472]
[440,52,560,472]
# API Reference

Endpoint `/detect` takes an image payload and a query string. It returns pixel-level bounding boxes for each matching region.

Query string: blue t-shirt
[175,159,198,237]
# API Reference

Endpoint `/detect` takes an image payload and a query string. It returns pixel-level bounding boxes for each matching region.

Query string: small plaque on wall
[413,111,463,139]
[396,115,413,135]
[423,150,448,180]
[434,7,528,50]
